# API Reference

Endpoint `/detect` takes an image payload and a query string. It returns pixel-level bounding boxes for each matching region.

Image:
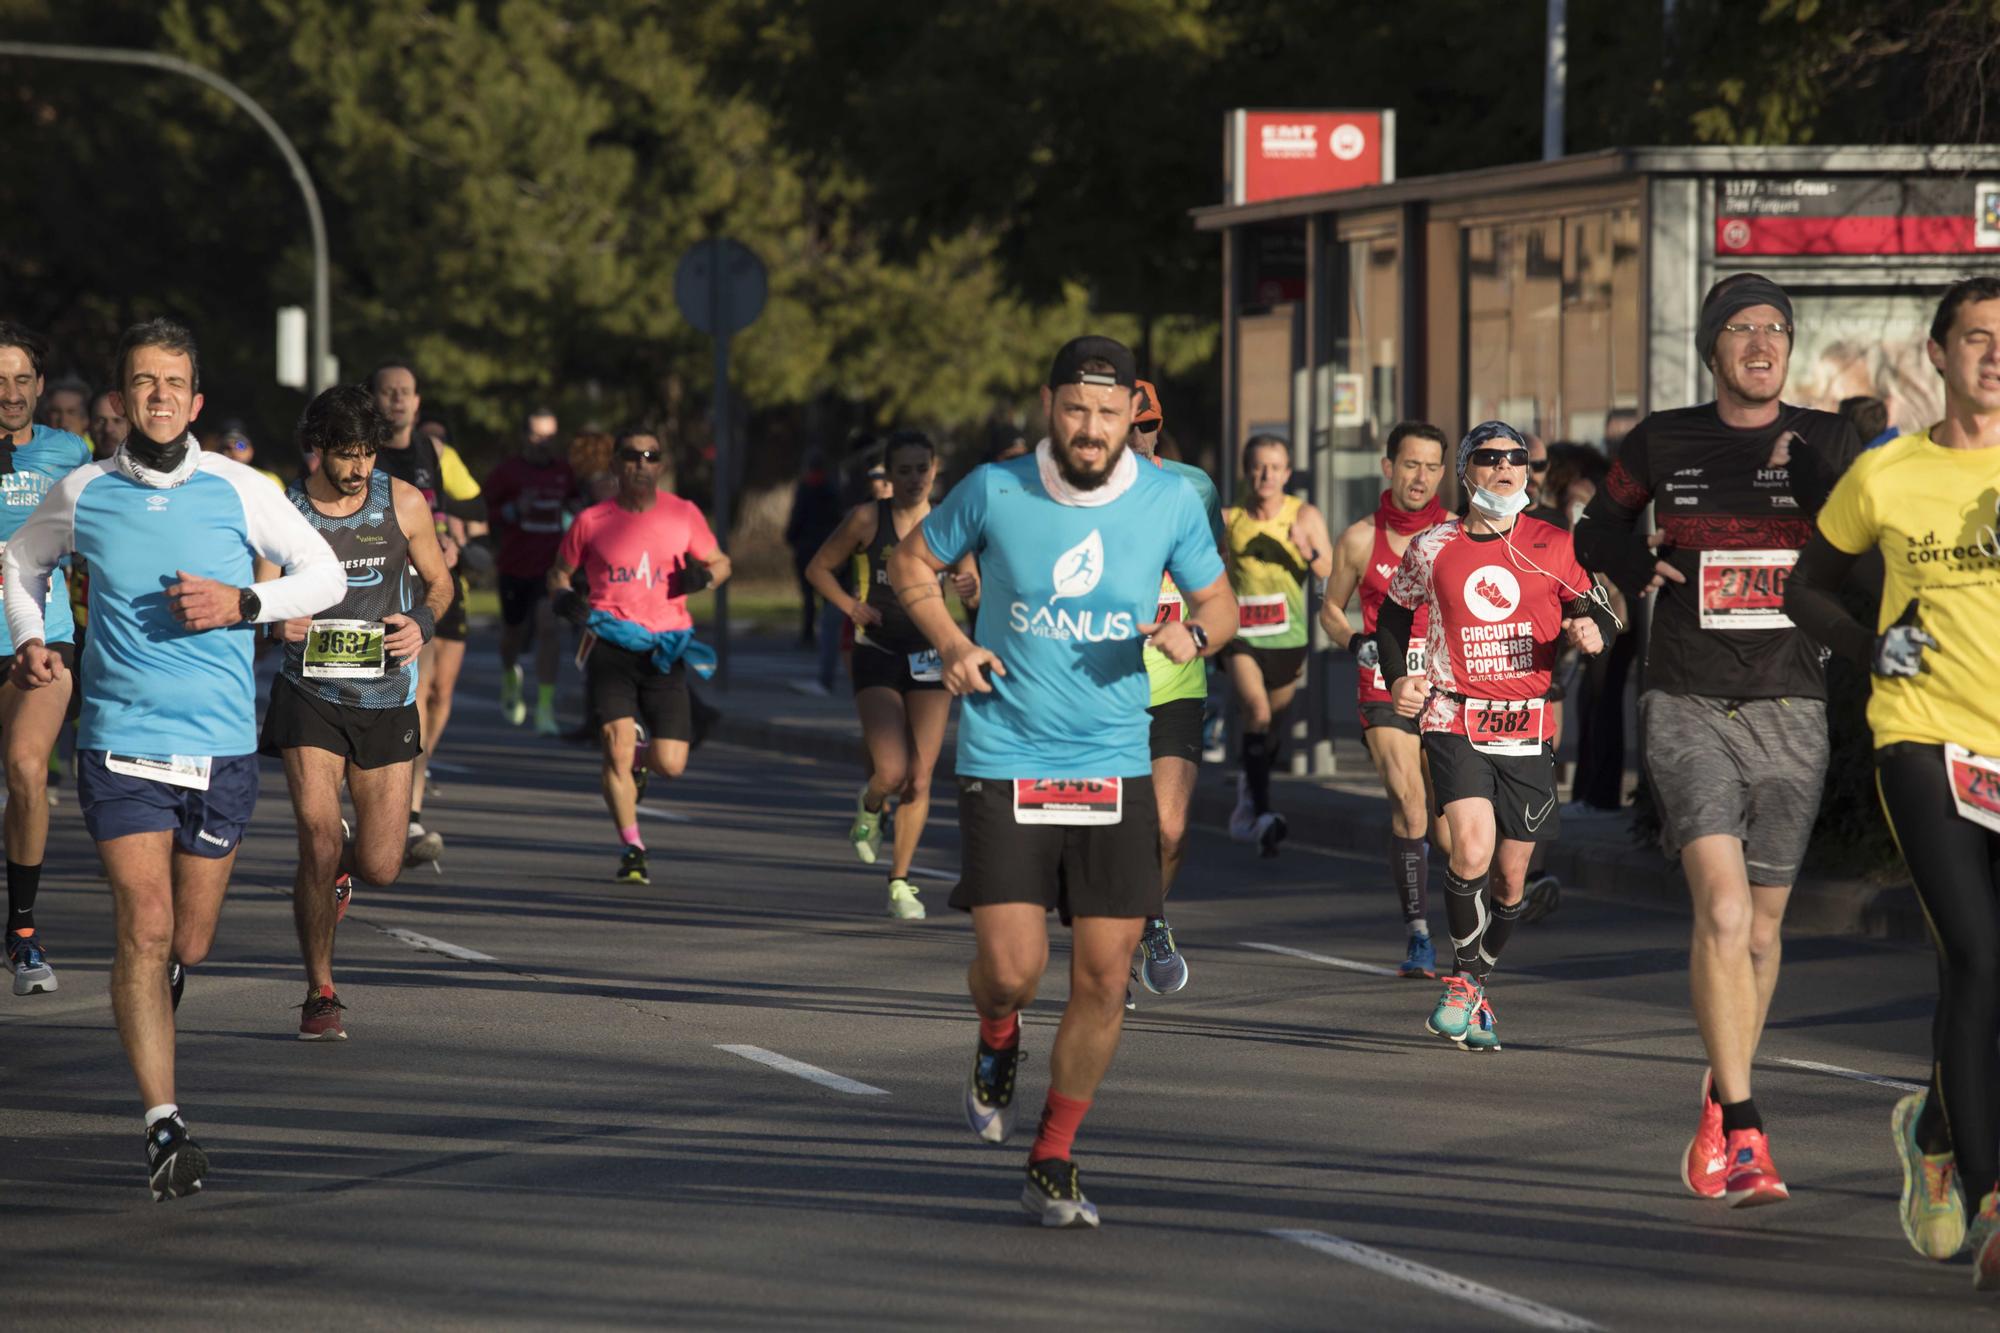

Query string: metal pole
[1543,0,1567,161]
[708,238,731,690]
[0,41,333,392]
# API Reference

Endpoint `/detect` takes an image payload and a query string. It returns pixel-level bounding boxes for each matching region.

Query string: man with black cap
[1575,272,1862,1209]
[887,334,1235,1229]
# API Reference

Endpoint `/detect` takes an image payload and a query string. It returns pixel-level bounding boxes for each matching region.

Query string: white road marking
[1771,1056,1924,1093]
[1271,1229,1602,1331]
[378,927,496,963]
[716,1044,889,1096]
[909,864,956,881]
[1238,941,1401,978]
[426,760,477,774]
[638,803,693,824]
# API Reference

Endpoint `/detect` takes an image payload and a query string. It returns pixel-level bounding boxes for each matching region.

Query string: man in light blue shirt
[889,335,1235,1229]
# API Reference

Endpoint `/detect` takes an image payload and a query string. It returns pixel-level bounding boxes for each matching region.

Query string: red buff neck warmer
[1377,488,1445,536]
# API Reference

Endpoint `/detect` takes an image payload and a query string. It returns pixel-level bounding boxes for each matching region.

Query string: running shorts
[948,774,1161,923]
[1148,697,1204,763]
[1640,691,1826,888]
[435,572,469,642]
[850,642,945,695]
[1225,640,1306,693]
[588,640,691,741]
[259,675,422,769]
[78,750,259,858]
[1424,732,1560,844]
[1359,700,1419,735]
[498,573,548,627]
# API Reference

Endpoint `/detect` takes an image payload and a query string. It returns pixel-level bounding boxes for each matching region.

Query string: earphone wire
[1495,519,1626,634]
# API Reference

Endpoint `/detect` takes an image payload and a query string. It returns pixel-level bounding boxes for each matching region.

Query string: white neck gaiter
[1036,437,1137,508]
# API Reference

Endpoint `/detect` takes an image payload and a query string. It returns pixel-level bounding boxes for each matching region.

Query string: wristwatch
[238,586,262,625]
[1186,621,1209,655]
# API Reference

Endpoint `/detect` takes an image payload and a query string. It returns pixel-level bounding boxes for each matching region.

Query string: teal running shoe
[1463,995,1501,1052]
[1426,973,1480,1043]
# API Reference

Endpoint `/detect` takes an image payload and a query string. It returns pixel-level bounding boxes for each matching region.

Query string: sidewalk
[700,636,1924,942]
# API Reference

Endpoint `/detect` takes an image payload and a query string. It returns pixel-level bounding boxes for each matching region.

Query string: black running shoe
[1021,1157,1099,1228]
[964,1038,1021,1144]
[146,1113,208,1202]
[616,846,650,885]
[168,960,185,1012]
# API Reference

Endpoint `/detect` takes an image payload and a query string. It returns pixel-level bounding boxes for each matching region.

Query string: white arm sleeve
[3,463,96,649]
[214,460,345,622]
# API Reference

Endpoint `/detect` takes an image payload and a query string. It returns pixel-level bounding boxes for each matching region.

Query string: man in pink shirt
[549,430,730,886]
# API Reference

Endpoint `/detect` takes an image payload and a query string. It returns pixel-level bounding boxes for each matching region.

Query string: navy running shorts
[78,751,260,858]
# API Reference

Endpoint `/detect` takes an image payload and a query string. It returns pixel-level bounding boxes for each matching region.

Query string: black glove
[1347,631,1380,672]
[1873,598,1937,678]
[553,588,590,627]
[675,560,714,596]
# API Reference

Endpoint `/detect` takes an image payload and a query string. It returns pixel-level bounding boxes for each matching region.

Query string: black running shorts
[1423,731,1560,843]
[1359,701,1419,735]
[0,638,76,683]
[1225,641,1306,692]
[948,774,1161,923]
[259,675,423,769]
[850,642,945,695]
[1147,697,1204,763]
[498,573,547,627]
[587,640,692,741]
[435,573,469,642]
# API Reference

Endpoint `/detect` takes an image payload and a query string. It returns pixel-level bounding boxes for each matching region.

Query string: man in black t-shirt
[1576,273,1861,1211]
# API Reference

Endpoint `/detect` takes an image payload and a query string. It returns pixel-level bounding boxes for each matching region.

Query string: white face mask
[1467,482,1530,519]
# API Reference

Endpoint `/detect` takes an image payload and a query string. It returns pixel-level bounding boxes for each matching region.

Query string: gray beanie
[1456,420,1528,484]
[1698,273,1794,367]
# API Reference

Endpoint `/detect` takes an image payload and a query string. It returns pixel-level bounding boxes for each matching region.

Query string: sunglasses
[1529,459,1549,473]
[617,449,663,464]
[1468,447,1529,468]
[1134,419,1161,435]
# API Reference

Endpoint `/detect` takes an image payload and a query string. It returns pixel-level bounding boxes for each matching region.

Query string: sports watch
[238,586,262,625]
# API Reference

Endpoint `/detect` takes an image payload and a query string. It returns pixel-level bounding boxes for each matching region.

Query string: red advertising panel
[1715,177,2000,255]
[1228,109,1396,206]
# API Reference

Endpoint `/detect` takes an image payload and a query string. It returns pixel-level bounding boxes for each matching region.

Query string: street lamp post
[0,41,333,392]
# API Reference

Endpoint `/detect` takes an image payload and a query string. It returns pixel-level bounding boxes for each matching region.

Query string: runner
[1319,420,1452,977]
[370,362,486,865]
[549,429,729,886]
[488,407,575,736]
[1127,380,1225,999]
[1785,275,2000,1281]
[1378,422,1612,1055]
[1223,434,1332,856]
[1575,273,1861,1207]
[88,389,128,459]
[803,429,976,921]
[261,385,452,1040]
[889,335,1234,1227]
[4,317,343,1199]
[0,322,92,997]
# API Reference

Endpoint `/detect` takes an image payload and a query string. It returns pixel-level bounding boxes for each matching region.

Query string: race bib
[1698,549,1797,630]
[908,648,943,683]
[1374,639,1425,692]
[1155,577,1184,625]
[1238,593,1290,638]
[304,618,387,679]
[1464,697,1546,756]
[105,752,212,791]
[1947,745,2000,836]
[1012,778,1123,826]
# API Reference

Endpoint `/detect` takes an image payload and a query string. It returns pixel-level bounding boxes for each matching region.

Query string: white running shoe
[887,878,926,920]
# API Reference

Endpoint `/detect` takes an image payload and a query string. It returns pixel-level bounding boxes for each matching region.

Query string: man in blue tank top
[4,319,344,1202]
[0,322,92,1000]
[261,385,453,1041]
[888,335,1236,1228]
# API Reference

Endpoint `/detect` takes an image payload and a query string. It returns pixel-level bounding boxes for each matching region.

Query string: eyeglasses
[1134,419,1161,436]
[1528,458,1549,474]
[225,438,252,452]
[1468,447,1529,468]
[1719,322,1794,339]
[617,449,662,464]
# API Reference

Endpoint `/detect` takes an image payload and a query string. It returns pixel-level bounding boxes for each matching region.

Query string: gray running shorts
[1639,691,1828,888]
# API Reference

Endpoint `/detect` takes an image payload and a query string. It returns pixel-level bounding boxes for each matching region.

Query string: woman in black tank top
[804,432,980,921]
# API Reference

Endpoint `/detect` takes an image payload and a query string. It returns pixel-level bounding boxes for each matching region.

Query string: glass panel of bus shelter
[1316,231,1403,528]
[1783,290,1944,439]
[1559,208,1643,449]
[1464,219,1562,438]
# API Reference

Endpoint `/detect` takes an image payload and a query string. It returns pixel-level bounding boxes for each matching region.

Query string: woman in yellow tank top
[1221,434,1333,855]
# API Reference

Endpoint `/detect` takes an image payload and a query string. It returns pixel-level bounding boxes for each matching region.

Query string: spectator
[204,419,286,487]
[87,390,127,459]
[1560,439,1633,819]
[784,448,844,650]
[1604,407,1640,453]
[1838,393,1897,449]
[40,377,89,437]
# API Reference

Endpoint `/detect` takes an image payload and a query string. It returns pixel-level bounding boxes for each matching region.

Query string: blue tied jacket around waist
[586,609,717,679]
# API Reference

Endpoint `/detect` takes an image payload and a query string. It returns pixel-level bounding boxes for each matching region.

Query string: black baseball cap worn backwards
[1047,335,1138,391]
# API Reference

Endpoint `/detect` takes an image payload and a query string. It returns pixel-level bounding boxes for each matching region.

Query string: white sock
[1410,920,1431,939]
[408,820,425,838]
[144,1102,179,1130]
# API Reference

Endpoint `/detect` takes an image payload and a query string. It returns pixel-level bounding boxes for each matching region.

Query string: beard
[1052,432,1124,491]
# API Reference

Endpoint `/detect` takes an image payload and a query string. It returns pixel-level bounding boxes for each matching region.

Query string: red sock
[978,1012,1019,1050]
[1028,1090,1091,1164]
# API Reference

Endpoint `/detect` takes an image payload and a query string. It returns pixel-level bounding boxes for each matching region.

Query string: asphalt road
[0,650,1983,1330]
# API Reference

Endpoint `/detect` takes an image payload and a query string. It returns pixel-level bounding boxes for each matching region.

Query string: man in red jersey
[1377,422,1613,1054]
[548,430,729,886]
[488,407,577,735]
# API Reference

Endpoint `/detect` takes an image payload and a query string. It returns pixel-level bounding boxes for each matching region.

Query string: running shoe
[965,1037,1020,1144]
[6,929,55,995]
[1519,872,1561,924]
[617,846,650,885]
[298,986,347,1041]
[849,787,883,865]
[332,873,353,926]
[1021,1157,1100,1229]
[1972,1190,2000,1290]
[405,827,444,866]
[1559,799,1621,821]
[887,878,925,920]
[1228,774,1257,842]
[168,960,185,1012]
[499,667,525,726]
[1137,917,1188,995]
[1721,1128,1789,1208]
[1462,995,1501,1052]
[533,700,559,737]
[146,1112,208,1202]
[1426,973,1480,1043]
[1398,931,1436,979]
[1682,1070,1728,1200]
[1254,811,1288,858]
[1892,1091,1966,1260]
